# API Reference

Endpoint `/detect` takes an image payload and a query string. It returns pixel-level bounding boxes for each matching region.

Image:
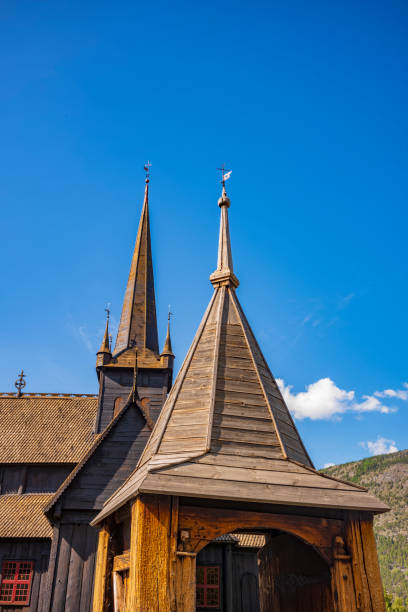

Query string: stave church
[0,171,388,611]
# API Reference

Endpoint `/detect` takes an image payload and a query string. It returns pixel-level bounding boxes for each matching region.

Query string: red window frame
[0,560,34,605]
[196,565,220,609]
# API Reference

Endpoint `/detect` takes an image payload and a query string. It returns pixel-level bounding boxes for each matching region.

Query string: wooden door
[258,534,333,612]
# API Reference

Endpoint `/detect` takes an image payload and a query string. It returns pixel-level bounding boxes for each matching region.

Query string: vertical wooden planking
[51,524,73,612]
[92,524,110,612]
[80,525,99,612]
[65,524,87,612]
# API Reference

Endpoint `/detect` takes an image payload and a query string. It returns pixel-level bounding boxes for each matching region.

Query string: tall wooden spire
[114,177,159,356]
[93,180,388,523]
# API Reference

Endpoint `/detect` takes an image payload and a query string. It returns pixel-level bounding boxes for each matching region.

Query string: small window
[196,565,220,609]
[0,560,34,605]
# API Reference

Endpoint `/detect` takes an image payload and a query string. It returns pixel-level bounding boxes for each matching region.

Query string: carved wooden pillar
[92,524,111,612]
[127,494,175,611]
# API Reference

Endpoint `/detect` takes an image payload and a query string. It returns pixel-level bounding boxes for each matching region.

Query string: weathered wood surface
[178,505,342,559]
[331,537,357,612]
[97,367,168,433]
[127,494,174,611]
[142,471,386,512]
[63,406,150,511]
[155,461,360,490]
[259,533,333,612]
[92,525,110,612]
[175,553,196,612]
[344,516,386,611]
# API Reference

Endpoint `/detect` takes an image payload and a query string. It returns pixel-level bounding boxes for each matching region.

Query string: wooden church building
[0,171,388,611]
[91,178,388,611]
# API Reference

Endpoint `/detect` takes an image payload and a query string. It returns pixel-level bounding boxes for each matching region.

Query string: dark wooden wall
[45,516,98,612]
[0,465,73,495]
[96,369,168,433]
[61,406,150,511]
[47,400,166,610]
[0,539,50,612]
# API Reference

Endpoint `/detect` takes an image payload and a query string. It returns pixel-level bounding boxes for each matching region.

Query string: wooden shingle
[0,494,53,538]
[0,396,97,463]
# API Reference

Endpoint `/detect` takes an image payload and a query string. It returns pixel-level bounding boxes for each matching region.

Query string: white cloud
[360,437,398,456]
[277,377,403,421]
[323,462,335,468]
[374,383,408,401]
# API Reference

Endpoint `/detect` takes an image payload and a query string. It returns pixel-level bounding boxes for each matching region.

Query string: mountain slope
[322,449,408,607]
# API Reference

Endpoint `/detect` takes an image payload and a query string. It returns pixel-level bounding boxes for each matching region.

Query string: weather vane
[105,303,111,321]
[15,370,26,398]
[216,164,232,187]
[168,305,173,322]
[144,161,152,182]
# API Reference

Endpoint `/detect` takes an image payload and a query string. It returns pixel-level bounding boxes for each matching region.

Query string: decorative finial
[217,164,232,188]
[97,306,112,359]
[209,168,239,288]
[15,370,26,398]
[144,161,152,183]
[216,164,232,207]
[161,305,174,358]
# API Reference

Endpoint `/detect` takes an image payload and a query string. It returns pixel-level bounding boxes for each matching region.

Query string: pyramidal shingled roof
[92,183,388,524]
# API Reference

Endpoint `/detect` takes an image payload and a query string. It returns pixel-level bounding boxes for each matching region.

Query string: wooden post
[127,494,173,611]
[175,552,196,612]
[92,524,110,612]
[331,536,358,612]
[344,516,386,612]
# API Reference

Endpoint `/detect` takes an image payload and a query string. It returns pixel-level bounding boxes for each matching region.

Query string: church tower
[94,173,174,432]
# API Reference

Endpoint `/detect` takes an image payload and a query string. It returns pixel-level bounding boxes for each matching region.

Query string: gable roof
[92,184,389,525]
[44,392,152,515]
[0,395,98,463]
[0,494,53,538]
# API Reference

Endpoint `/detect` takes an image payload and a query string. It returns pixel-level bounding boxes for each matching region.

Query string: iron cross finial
[144,161,152,182]
[216,164,232,187]
[15,370,26,398]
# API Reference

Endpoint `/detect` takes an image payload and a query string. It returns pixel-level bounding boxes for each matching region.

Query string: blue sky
[1,0,407,468]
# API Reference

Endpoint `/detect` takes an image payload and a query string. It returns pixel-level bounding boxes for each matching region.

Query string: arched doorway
[194,528,332,612]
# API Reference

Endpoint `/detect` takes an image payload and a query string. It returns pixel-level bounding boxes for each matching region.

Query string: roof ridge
[0,393,97,398]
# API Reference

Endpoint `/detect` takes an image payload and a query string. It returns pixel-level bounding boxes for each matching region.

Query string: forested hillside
[322,449,408,609]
